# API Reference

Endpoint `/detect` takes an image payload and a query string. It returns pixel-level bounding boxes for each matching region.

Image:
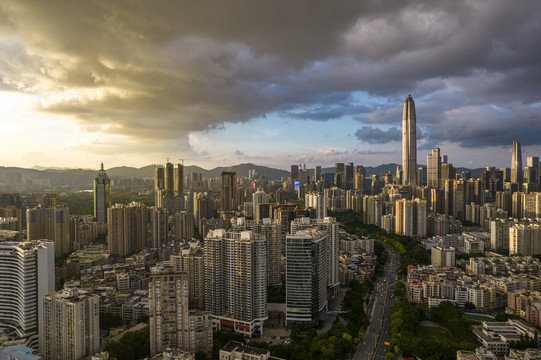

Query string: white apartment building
[0,241,54,349]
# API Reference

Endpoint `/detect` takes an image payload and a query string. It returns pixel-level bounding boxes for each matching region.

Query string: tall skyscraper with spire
[94,163,111,223]
[402,95,417,187]
[511,140,523,185]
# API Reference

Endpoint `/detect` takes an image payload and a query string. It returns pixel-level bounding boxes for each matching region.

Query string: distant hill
[0,162,488,190]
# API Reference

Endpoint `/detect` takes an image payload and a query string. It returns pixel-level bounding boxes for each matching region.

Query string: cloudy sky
[1,1,541,170]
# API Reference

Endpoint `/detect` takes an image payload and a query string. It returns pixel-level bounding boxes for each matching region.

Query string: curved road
[353,242,400,360]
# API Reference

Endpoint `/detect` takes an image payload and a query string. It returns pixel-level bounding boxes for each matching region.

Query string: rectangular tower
[402,95,417,187]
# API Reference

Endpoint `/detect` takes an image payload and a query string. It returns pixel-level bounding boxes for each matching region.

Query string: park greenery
[388,300,478,360]
[331,210,430,275]
[267,285,286,303]
[208,280,372,360]
[59,191,154,216]
[104,327,150,360]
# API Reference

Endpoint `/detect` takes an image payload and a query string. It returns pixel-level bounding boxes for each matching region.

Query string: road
[353,242,400,360]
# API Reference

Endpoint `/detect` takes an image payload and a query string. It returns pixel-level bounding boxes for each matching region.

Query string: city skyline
[1,1,541,170]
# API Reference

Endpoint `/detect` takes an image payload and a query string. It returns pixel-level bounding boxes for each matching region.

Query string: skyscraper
[511,140,523,185]
[402,95,417,187]
[93,163,111,223]
[314,166,321,183]
[285,229,328,328]
[290,165,299,182]
[220,172,237,211]
[41,287,100,360]
[427,148,441,188]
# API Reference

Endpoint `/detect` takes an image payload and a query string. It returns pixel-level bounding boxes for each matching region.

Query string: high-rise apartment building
[286,229,328,328]
[427,148,441,188]
[174,163,184,196]
[174,211,194,242]
[170,247,205,310]
[154,165,165,192]
[93,163,111,224]
[151,207,170,260]
[232,217,283,287]
[220,172,237,211]
[395,198,427,237]
[305,192,327,220]
[149,269,212,356]
[511,140,523,185]
[509,224,541,256]
[0,241,54,349]
[402,95,417,187]
[27,205,70,258]
[204,230,267,337]
[41,287,100,360]
[107,202,147,256]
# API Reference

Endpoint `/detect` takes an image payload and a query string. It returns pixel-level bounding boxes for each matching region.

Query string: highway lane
[353,242,400,360]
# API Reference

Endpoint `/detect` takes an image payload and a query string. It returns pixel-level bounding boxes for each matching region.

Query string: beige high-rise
[402,95,417,187]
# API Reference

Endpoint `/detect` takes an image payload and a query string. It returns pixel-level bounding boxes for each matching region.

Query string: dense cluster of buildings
[406,257,541,311]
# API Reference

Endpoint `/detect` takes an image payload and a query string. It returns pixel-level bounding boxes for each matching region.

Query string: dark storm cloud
[0,0,540,149]
[354,126,401,144]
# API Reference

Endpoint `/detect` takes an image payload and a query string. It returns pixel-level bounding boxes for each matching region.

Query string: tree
[195,350,209,360]
[385,353,396,360]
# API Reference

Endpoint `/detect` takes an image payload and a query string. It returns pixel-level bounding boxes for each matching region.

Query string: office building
[41,287,100,360]
[402,95,417,187]
[252,188,269,223]
[149,269,212,355]
[93,163,111,224]
[107,202,148,256]
[286,229,328,328]
[0,241,54,349]
[27,206,70,258]
[511,140,523,186]
[220,172,237,211]
[314,166,322,183]
[290,217,340,297]
[427,148,441,188]
[204,230,267,337]
[431,246,455,267]
[290,165,299,182]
